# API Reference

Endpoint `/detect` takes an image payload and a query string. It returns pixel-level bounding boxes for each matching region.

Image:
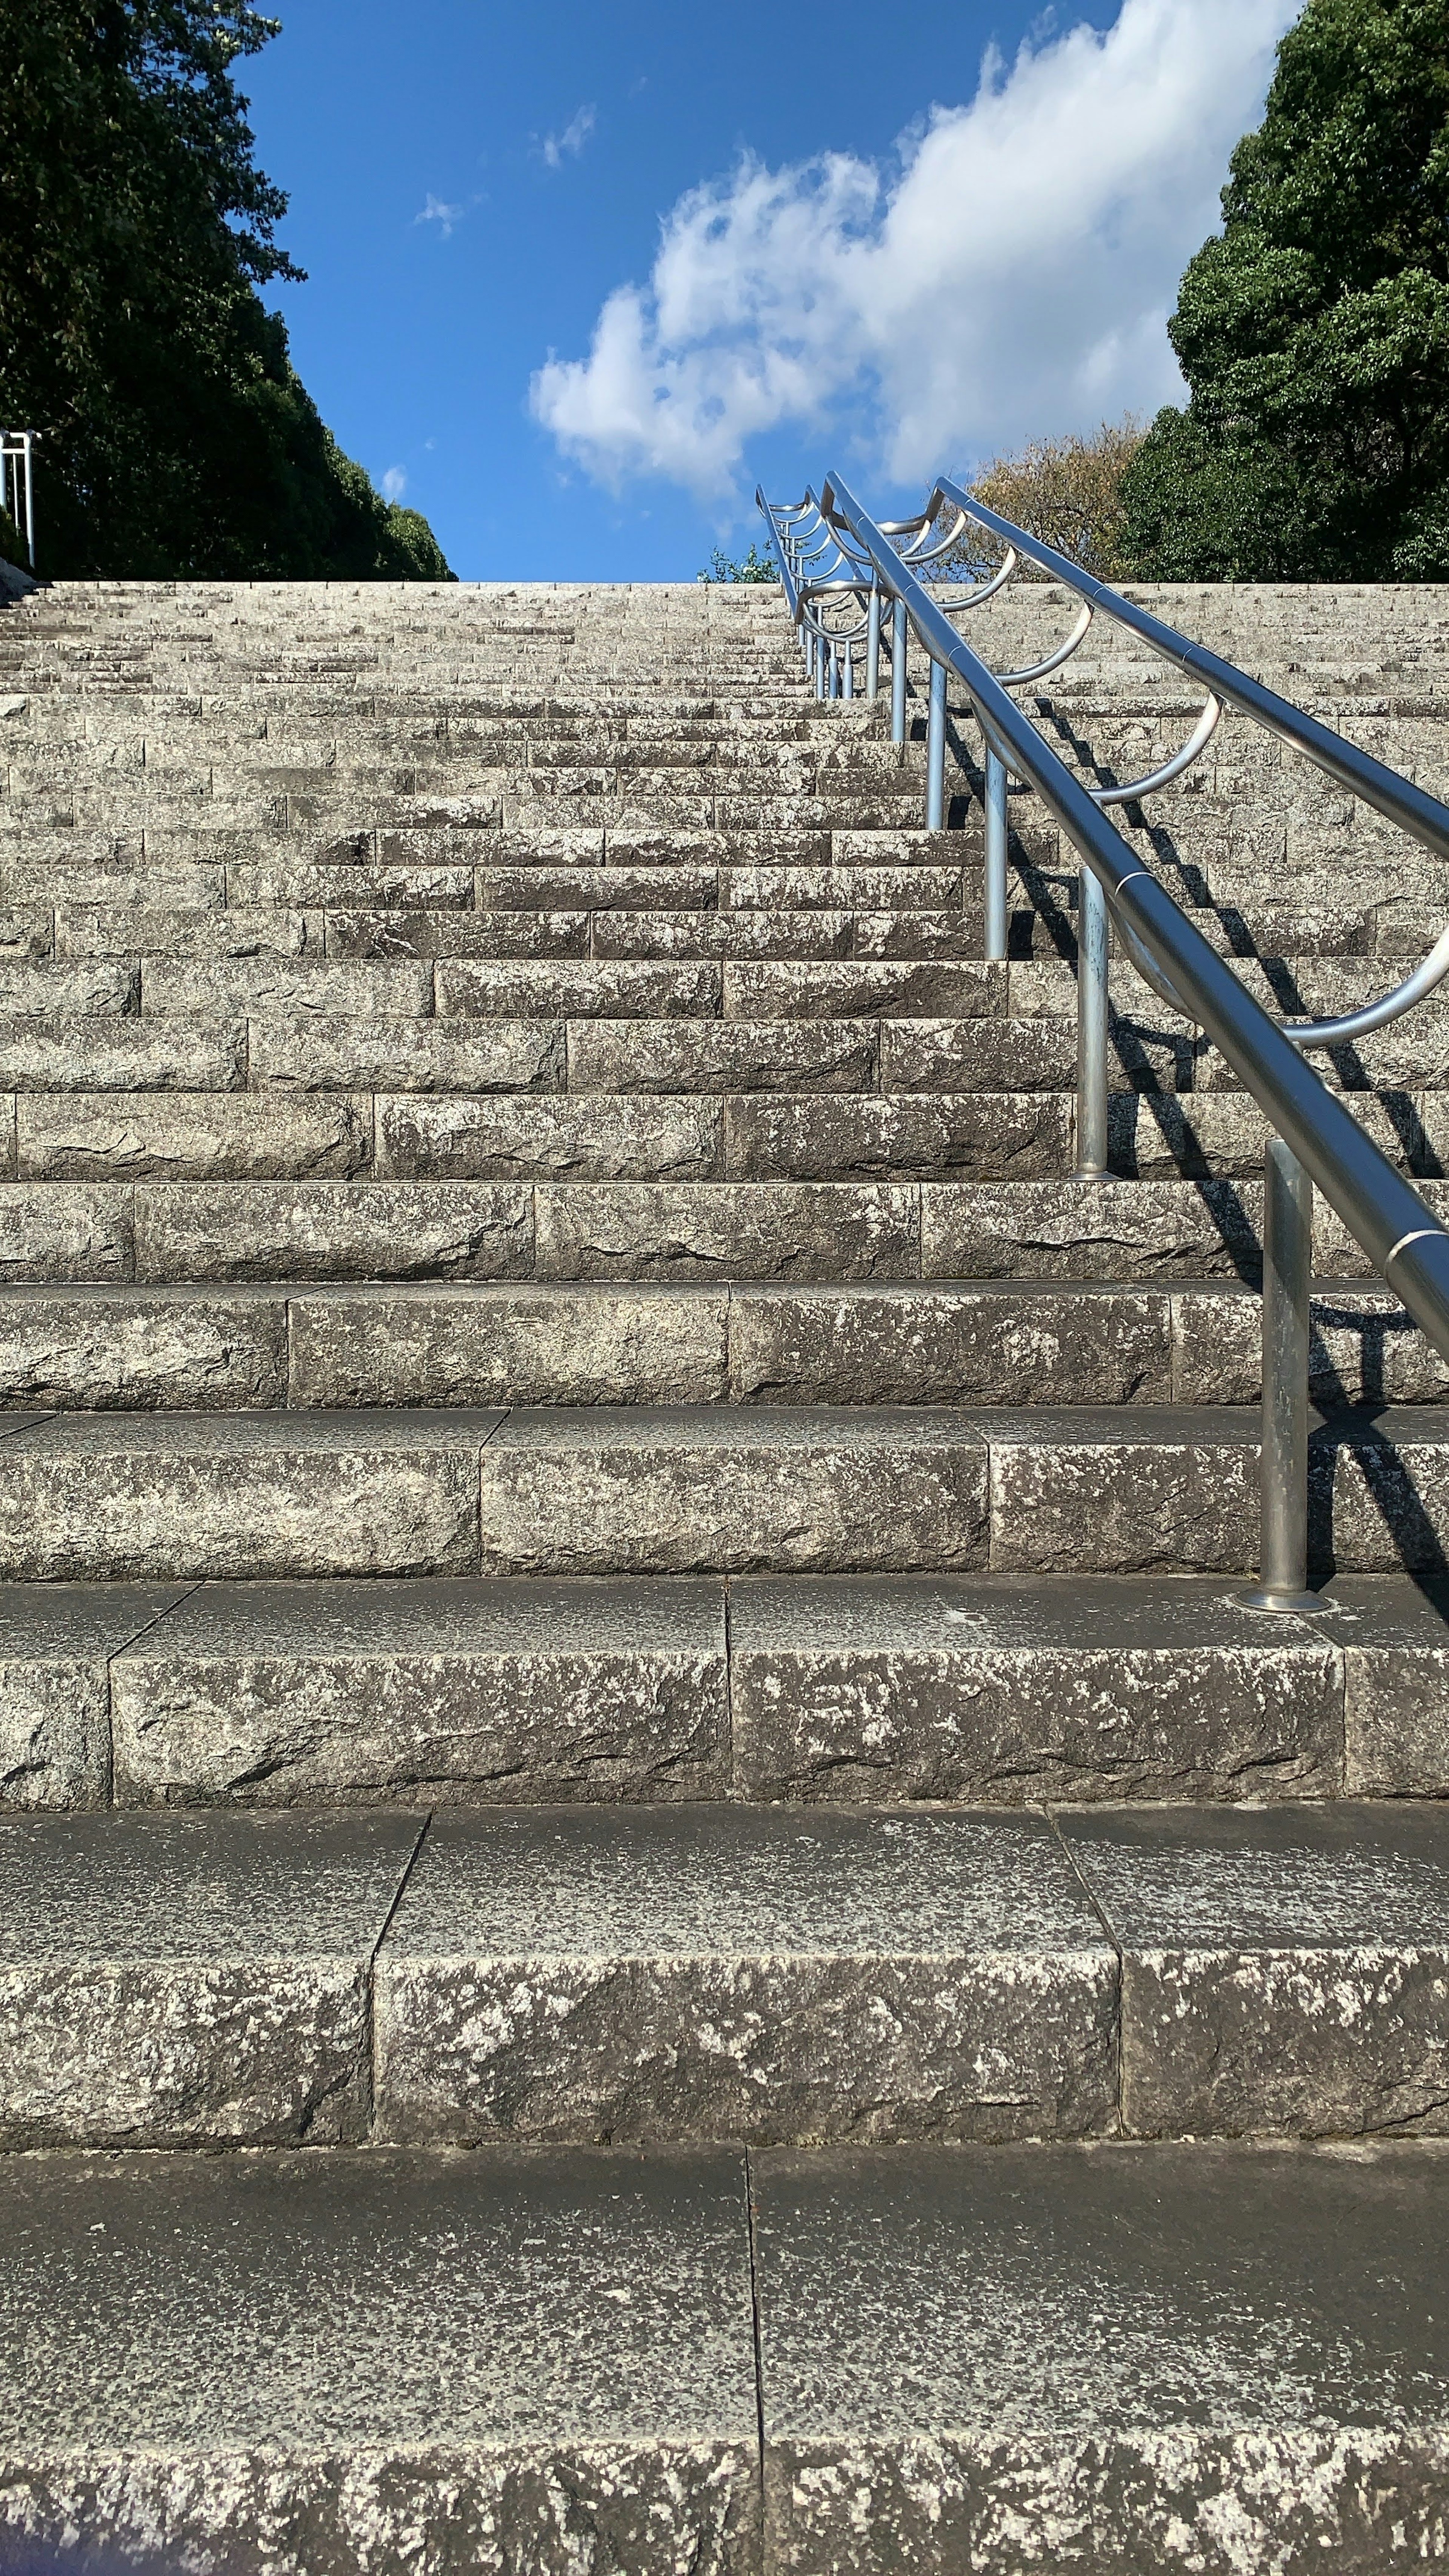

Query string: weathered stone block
[0,1285,286,1409]
[0,1582,188,1809]
[133,1180,533,1281]
[0,2145,760,2576]
[376,1092,721,1181]
[111,1574,729,1803]
[1061,1803,1449,2136]
[567,1017,878,1093]
[16,1092,372,1181]
[0,1410,494,1578]
[725,1093,1074,1181]
[729,1283,1170,1405]
[987,1408,1261,1572]
[534,1181,921,1282]
[249,1012,564,1093]
[731,1573,1343,1802]
[756,2139,1449,2576]
[374,1807,1116,2143]
[289,1282,727,1406]
[477,1406,989,1575]
[0,1811,418,2142]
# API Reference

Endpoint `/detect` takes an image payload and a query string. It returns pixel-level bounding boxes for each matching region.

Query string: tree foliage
[697,541,776,583]
[962,420,1145,581]
[1122,0,1449,580]
[0,1,452,579]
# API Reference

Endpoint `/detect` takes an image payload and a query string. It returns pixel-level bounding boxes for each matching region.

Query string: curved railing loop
[1284,923,1449,1050]
[999,601,1094,686]
[934,551,1020,614]
[1087,692,1223,809]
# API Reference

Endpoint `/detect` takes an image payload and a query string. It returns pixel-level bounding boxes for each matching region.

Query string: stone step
[45,1564,1432,1807]
[5,1566,1443,1811]
[3,1794,1449,2144]
[0,1170,1432,1284]
[0,1400,1436,1579]
[0,1276,1435,1413]
[94,1085,1415,1190]
[6,2133,1449,2574]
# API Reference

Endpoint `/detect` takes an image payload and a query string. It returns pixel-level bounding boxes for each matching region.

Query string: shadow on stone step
[1309,1415,1449,1587]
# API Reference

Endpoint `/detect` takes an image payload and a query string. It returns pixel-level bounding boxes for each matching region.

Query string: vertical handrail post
[891,598,907,746]
[1073,864,1109,1179]
[843,637,854,698]
[866,583,881,700]
[926,657,946,831]
[984,743,1008,961]
[1246,1138,1327,1612]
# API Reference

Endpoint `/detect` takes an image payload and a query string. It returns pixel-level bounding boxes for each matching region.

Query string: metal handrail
[932,478,1449,1053]
[761,467,1449,1614]
[0,432,37,570]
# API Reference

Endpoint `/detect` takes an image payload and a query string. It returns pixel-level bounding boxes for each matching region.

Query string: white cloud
[381,466,408,501]
[415,192,465,238]
[541,104,597,170]
[530,0,1297,503]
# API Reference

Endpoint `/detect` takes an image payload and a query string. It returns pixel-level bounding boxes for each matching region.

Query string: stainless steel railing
[1,432,37,570]
[758,471,1449,1615]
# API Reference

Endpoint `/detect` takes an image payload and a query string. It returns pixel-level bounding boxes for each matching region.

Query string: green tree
[697,541,776,583]
[0,1,453,580]
[1121,0,1449,581]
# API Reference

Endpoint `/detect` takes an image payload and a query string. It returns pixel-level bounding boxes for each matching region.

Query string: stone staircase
[2,572,1449,2573]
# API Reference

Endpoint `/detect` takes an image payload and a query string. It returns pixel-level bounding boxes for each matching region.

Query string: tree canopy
[1122,0,1449,580]
[0,1,452,579]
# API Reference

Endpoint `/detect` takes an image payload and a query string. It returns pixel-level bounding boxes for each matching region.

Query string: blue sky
[242,0,1295,582]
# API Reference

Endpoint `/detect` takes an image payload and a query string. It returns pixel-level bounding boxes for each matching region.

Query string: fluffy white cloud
[530,0,1297,502]
[541,104,597,170]
[381,466,408,501]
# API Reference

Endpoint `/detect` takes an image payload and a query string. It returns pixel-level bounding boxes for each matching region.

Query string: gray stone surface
[377,1092,721,1181]
[250,1012,564,1093]
[1333,1573,1449,1793]
[0,1015,245,1093]
[289,1282,728,1406]
[0,2144,760,2576]
[0,1284,287,1408]
[880,1013,1190,1093]
[16,1092,372,1180]
[730,1574,1344,1802]
[1060,1802,1449,2136]
[1172,1283,1449,1406]
[1314,1409,1449,1573]
[0,1409,498,1578]
[133,1180,533,1281]
[0,1181,135,1282]
[730,1283,1171,1404]
[142,957,433,1017]
[534,1181,920,1282]
[723,959,1001,1018]
[921,1178,1266,1281]
[111,1575,728,1804]
[726,1093,1074,1181]
[0,1580,185,1809]
[477,1406,990,1574]
[568,1017,877,1093]
[0,1810,418,2142]
[437,957,720,1017]
[983,1406,1263,1572]
[755,2138,1449,2575]
[374,1806,1116,2144]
